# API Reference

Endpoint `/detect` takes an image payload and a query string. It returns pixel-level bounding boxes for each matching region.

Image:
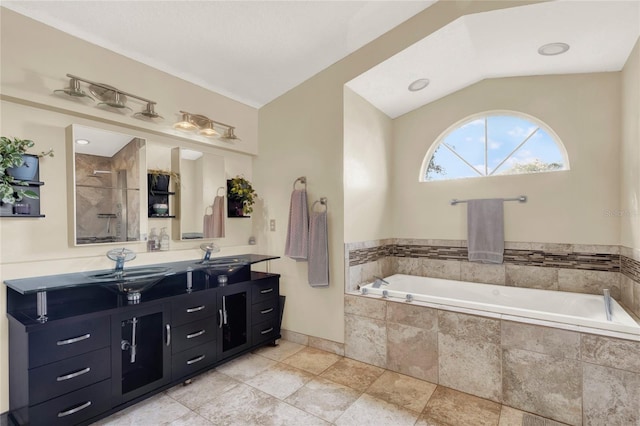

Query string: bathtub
[360,274,640,337]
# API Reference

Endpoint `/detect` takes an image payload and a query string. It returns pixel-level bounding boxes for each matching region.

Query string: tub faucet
[603,289,613,321]
[372,276,389,288]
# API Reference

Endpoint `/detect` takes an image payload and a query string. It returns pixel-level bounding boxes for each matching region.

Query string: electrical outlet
[269,219,276,231]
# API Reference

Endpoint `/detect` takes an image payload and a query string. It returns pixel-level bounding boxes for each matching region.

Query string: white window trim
[418,110,570,182]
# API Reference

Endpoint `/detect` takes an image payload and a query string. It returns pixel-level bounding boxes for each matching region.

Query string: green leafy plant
[228,175,257,215]
[0,136,53,204]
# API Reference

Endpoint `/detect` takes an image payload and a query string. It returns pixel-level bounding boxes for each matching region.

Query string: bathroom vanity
[4,255,281,426]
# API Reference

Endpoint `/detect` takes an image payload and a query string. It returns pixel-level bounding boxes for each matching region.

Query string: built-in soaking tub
[360,274,640,338]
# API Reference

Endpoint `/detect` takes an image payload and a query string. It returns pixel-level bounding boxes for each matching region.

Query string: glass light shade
[199,123,219,137]
[173,113,197,131]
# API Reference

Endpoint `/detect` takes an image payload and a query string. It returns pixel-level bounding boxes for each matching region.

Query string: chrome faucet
[603,289,613,321]
[200,243,220,261]
[372,276,389,288]
[107,248,136,273]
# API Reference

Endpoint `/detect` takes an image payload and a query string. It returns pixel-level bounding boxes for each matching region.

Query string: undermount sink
[88,266,171,302]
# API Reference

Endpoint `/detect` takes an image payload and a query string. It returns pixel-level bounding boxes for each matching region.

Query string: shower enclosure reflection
[70,124,145,245]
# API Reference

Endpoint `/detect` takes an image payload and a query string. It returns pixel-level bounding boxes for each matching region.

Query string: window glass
[423,113,568,181]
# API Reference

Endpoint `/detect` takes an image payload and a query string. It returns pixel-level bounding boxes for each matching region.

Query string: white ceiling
[347,0,640,118]
[73,125,137,158]
[2,0,435,108]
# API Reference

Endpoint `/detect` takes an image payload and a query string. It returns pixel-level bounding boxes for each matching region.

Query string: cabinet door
[111,302,171,406]
[217,283,251,360]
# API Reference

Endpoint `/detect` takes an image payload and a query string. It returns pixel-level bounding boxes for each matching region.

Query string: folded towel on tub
[308,203,329,287]
[467,199,504,264]
[285,189,309,261]
[203,195,225,238]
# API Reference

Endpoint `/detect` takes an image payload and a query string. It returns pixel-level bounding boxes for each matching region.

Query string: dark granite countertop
[4,254,279,295]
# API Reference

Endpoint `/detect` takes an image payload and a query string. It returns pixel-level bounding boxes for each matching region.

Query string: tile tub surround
[346,240,640,319]
[344,294,640,426]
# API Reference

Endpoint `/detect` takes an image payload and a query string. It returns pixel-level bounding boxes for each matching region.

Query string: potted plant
[227,175,257,217]
[148,169,180,194]
[1,136,53,206]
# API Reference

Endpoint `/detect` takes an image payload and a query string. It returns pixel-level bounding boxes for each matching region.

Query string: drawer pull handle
[56,333,91,346]
[57,367,91,382]
[186,305,205,313]
[260,308,274,314]
[260,327,274,335]
[260,288,274,294]
[166,324,171,347]
[57,401,92,418]
[187,329,206,339]
[186,354,205,365]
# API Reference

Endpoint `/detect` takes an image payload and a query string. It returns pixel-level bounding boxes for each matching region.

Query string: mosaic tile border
[621,255,640,283]
[349,244,620,273]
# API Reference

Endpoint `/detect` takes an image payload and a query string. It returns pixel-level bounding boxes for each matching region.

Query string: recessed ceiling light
[75,139,90,145]
[538,42,570,56]
[408,78,430,92]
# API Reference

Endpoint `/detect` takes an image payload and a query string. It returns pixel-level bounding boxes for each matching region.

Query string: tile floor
[91,340,566,426]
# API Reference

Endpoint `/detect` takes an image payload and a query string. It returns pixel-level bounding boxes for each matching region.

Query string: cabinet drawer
[251,320,280,346]
[251,279,279,305]
[251,299,278,325]
[172,292,216,327]
[29,379,111,426]
[171,343,217,381]
[29,316,110,368]
[171,317,216,354]
[29,347,111,405]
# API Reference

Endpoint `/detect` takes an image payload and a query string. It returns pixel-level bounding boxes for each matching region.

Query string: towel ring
[293,176,306,190]
[312,197,328,212]
[217,186,225,197]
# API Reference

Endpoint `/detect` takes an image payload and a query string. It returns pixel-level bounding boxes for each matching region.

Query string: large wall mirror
[68,124,146,246]
[171,147,225,240]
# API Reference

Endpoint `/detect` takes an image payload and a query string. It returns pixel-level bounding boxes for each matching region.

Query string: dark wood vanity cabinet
[7,271,281,426]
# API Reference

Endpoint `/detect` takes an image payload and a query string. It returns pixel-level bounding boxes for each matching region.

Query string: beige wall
[621,38,640,250]
[392,73,621,245]
[343,88,394,243]
[0,8,259,156]
[254,0,542,344]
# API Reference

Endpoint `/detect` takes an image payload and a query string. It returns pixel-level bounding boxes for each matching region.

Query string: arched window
[420,111,569,182]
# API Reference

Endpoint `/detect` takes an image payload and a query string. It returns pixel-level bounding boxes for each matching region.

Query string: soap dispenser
[159,227,170,251]
[148,227,159,252]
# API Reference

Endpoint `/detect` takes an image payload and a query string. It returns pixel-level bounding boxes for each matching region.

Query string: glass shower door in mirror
[69,124,146,245]
[171,148,225,240]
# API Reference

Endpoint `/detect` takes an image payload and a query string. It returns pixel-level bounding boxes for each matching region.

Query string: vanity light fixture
[54,77,95,100]
[173,110,240,141]
[54,74,163,120]
[173,112,198,131]
[537,42,570,56]
[408,78,430,92]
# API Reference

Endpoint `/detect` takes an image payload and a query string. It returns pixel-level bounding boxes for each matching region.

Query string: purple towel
[467,199,504,264]
[203,196,225,238]
[308,208,329,287]
[285,189,308,261]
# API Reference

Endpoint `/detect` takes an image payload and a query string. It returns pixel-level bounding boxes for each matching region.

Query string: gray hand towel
[467,199,504,264]
[285,189,309,261]
[308,208,329,287]
[203,195,225,238]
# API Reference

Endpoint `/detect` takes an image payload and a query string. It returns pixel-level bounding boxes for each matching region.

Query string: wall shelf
[0,155,45,218]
